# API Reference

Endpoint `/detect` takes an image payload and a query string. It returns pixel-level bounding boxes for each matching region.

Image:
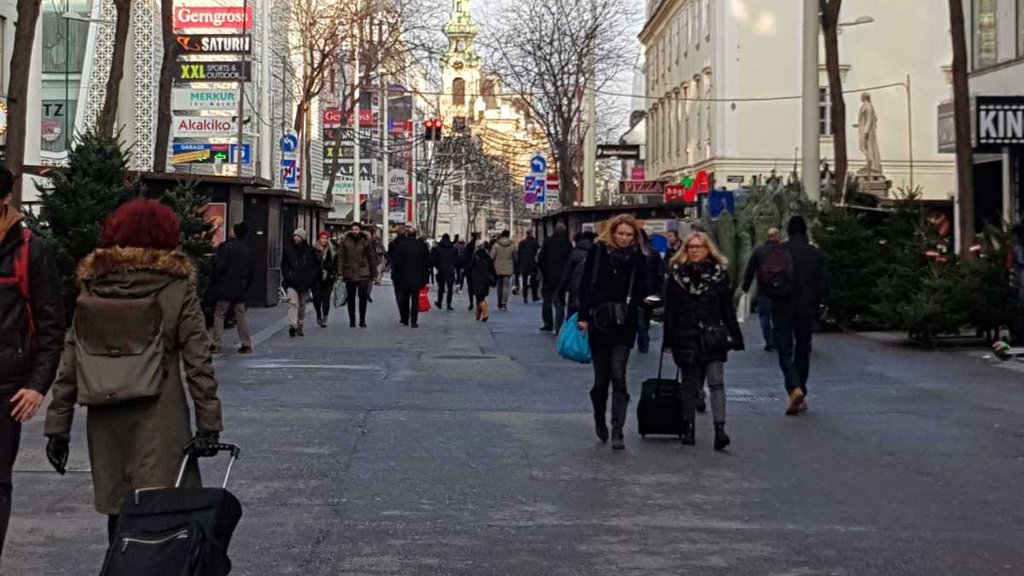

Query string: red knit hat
[318,231,330,239]
[100,199,181,250]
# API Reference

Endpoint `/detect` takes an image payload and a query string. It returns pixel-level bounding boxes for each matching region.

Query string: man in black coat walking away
[391,227,431,327]
[432,234,458,310]
[282,228,320,337]
[537,224,573,332]
[517,230,540,303]
[210,222,255,353]
[0,168,64,558]
[769,216,827,416]
[741,227,781,352]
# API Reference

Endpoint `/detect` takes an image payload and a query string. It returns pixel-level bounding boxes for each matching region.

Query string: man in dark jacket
[281,228,320,337]
[0,168,64,558]
[772,216,827,416]
[432,234,458,310]
[391,227,431,327]
[338,223,378,328]
[537,224,573,332]
[517,230,540,303]
[741,227,781,352]
[210,222,254,353]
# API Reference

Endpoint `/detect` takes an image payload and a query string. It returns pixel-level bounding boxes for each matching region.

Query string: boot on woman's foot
[594,415,609,443]
[611,429,625,450]
[713,423,731,451]
[681,420,696,446]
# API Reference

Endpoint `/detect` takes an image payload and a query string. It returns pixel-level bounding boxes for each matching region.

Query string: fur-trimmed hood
[77,247,196,284]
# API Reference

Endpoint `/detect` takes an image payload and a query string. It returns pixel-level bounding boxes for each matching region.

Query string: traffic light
[423,118,443,141]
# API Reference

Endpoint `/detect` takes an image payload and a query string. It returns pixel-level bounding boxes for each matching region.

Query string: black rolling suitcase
[100,444,243,576]
[637,351,686,439]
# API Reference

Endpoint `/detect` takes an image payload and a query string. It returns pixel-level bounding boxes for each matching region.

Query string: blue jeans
[773,313,814,395]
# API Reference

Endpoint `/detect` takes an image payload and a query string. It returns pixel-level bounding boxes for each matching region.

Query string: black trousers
[345,281,370,325]
[542,282,566,330]
[520,270,539,302]
[436,277,455,307]
[397,288,420,325]
[311,280,334,322]
[774,312,814,395]
[0,394,21,559]
[589,337,632,433]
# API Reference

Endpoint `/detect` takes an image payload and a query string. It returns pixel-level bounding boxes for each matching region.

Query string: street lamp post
[801,0,820,203]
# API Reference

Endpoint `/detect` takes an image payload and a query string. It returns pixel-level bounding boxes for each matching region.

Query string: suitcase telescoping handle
[175,443,241,489]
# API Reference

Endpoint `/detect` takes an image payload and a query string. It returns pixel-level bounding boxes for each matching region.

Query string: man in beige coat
[490,230,517,311]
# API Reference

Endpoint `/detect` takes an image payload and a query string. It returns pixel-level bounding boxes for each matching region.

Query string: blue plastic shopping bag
[557,313,592,364]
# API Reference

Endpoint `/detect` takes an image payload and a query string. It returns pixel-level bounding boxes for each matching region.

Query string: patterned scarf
[672,259,727,296]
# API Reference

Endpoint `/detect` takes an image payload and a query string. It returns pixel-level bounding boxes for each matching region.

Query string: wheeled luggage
[637,351,686,438]
[99,444,243,576]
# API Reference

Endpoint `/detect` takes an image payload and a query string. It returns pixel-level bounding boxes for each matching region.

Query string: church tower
[440,0,482,129]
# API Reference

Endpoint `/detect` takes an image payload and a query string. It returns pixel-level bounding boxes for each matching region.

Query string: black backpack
[757,244,794,297]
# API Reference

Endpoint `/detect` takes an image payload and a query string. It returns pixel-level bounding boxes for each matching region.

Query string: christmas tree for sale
[27,130,138,304]
[161,180,215,295]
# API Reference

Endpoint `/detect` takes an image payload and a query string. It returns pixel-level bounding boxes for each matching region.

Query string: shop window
[819,88,833,136]
[973,0,998,69]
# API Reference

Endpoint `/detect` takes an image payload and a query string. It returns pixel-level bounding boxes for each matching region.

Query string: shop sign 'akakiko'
[174,6,254,30]
[172,116,237,137]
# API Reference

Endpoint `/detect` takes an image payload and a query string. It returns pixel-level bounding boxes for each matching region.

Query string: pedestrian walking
[517,230,540,303]
[209,222,254,353]
[664,231,745,450]
[454,235,466,293]
[560,231,596,317]
[663,229,683,263]
[43,199,224,545]
[538,224,573,332]
[467,241,495,321]
[338,223,377,328]
[0,168,64,559]
[282,228,319,337]
[312,231,338,328]
[391,227,431,328]
[577,215,649,450]
[432,234,458,310]
[768,216,827,415]
[636,229,666,354]
[741,228,782,351]
[463,233,480,310]
[490,230,516,311]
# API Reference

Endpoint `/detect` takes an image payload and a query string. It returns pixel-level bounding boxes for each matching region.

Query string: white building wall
[642,0,957,199]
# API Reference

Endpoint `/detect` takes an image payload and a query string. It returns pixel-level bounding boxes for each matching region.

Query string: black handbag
[699,322,731,353]
[589,246,635,333]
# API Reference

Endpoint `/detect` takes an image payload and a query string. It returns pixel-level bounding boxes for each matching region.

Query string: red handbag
[418,286,432,312]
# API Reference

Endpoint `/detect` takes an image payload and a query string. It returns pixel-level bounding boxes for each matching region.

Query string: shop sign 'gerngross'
[177,62,251,82]
[172,88,238,110]
[174,7,253,30]
[175,34,252,54]
[172,116,237,137]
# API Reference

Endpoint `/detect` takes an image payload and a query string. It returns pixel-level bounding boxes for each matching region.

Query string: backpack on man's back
[757,244,794,298]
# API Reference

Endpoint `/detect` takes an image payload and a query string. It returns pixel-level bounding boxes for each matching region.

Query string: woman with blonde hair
[663,231,744,450]
[577,214,650,450]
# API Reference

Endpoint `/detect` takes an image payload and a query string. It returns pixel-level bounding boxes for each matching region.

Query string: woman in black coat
[577,215,649,450]
[311,231,338,327]
[663,231,744,451]
[467,244,495,321]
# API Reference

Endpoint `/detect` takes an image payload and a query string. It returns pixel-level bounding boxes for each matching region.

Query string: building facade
[640,0,957,199]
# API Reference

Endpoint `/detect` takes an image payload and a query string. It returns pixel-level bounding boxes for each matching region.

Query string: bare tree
[948,0,975,259]
[97,0,132,136]
[6,0,44,207]
[152,0,177,171]
[820,0,847,203]
[484,0,633,207]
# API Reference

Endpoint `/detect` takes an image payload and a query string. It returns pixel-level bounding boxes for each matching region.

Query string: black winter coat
[0,219,64,396]
[772,235,828,317]
[538,231,573,286]
[391,238,431,292]
[315,245,338,286]
[578,242,648,347]
[432,240,459,282]
[210,238,254,303]
[559,237,594,309]
[663,261,744,364]
[467,248,495,298]
[517,236,539,273]
[282,240,320,292]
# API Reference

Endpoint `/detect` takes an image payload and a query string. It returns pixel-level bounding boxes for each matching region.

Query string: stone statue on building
[857,93,882,175]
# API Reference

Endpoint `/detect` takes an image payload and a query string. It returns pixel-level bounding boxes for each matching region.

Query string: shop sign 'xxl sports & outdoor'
[173,6,253,30]
[177,62,252,82]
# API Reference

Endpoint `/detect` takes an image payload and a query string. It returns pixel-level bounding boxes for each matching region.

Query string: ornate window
[453,77,466,107]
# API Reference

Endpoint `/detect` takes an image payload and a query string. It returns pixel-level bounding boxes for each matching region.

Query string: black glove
[184,430,220,457]
[46,436,69,475]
